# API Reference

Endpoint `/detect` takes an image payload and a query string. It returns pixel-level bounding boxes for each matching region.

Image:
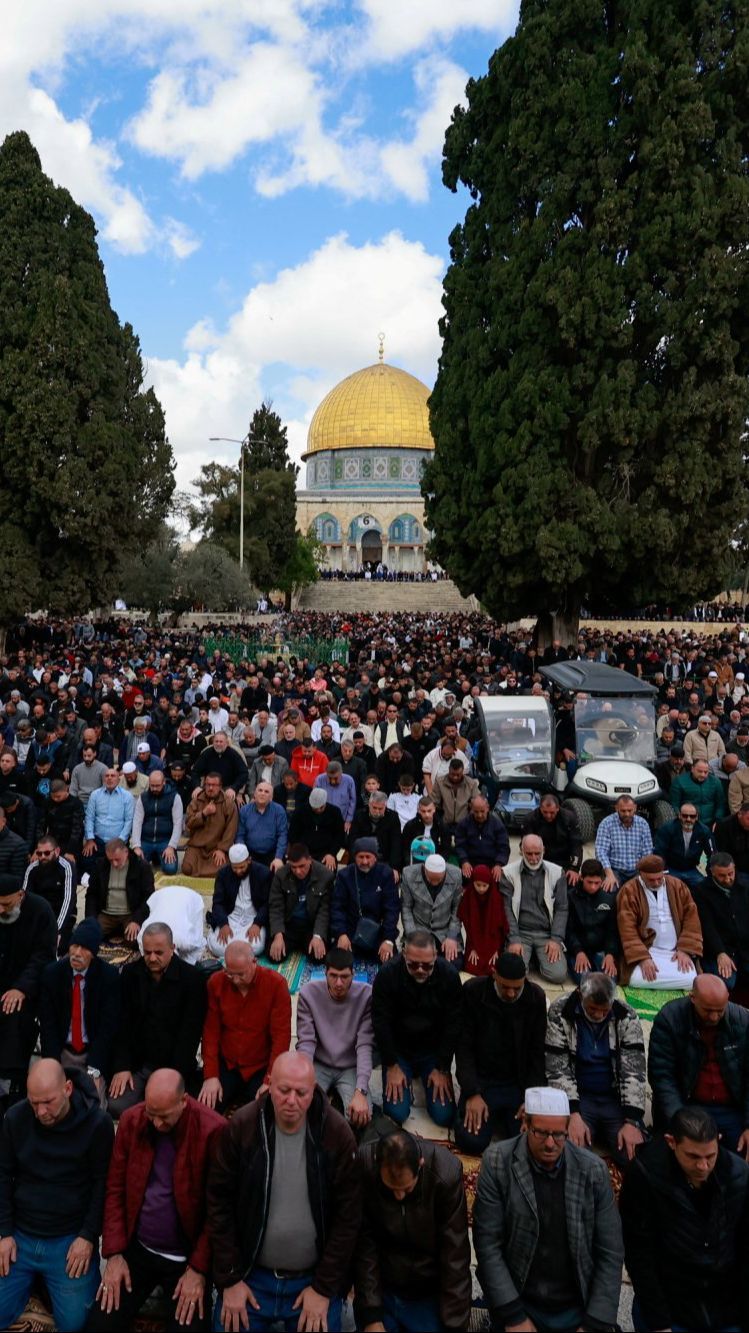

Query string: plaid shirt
[595,813,653,872]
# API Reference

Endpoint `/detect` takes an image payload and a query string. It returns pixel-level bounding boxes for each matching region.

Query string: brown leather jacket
[354,1139,471,1331]
[206,1087,360,1294]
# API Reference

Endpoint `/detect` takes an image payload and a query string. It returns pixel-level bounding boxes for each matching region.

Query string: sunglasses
[405,959,435,974]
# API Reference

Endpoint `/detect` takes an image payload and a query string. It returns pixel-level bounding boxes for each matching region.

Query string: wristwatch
[87,1066,101,1080]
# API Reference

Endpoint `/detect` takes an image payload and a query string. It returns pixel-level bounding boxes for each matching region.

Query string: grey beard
[0,907,21,925]
[522,856,543,872]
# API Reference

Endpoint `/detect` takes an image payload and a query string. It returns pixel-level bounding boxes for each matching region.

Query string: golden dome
[306,361,434,455]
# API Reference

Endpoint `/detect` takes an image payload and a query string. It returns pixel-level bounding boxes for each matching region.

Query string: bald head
[225,940,254,968]
[145,1069,187,1132]
[27,1059,72,1125]
[27,1059,66,1096]
[270,1052,315,1133]
[691,973,729,1027]
[224,939,257,991]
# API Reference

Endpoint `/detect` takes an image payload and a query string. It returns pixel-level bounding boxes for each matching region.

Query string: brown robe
[616,873,703,984]
[182,789,238,877]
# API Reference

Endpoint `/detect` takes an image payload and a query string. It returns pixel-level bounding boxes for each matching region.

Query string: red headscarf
[458,865,508,977]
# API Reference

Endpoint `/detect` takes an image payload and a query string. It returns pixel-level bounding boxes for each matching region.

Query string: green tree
[118,532,252,622]
[117,525,180,623]
[275,527,323,610]
[424,1,749,641]
[187,463,240,553]
[174,542,251,615]
[0,130,175,627]
[190,401,300,591]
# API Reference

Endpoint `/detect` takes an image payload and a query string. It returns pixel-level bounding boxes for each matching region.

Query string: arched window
[348,514,382,541]
[389,513,421,544]
[313,513,341,542]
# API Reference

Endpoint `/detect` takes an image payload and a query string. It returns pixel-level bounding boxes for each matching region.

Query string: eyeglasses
[680,814,697,822]
[527,1127,568,1144]
[36,849,56,858]
[405,959,435,974]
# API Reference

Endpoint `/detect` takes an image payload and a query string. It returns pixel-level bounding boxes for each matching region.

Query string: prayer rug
[256,950,307,993]
[623,986,686,1020]
[9,1296,55,1332]
[154,871,214,899]
[439,1142,482,1226]
[98,938,140,969]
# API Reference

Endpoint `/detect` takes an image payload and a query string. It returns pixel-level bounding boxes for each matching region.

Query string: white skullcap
[309,787,327,809]
[424,853,446,874]
[525,1086,570,1116]
[737,673,745,680]
[229,843,250,864]
[122,761,136,774]
[137,742,151,752]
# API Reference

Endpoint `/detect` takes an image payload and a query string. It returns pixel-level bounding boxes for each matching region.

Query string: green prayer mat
[256,950,307,993]
[623,986,687,1020]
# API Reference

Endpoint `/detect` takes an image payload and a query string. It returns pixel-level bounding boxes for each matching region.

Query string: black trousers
[86,1241,210,1332]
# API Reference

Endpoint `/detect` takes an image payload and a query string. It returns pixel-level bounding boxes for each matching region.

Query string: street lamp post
[208,434,269,570]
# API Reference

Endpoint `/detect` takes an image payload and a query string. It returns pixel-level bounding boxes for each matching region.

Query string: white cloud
[358,0,516,61]
[164,217,201,259]
[0,77,155,253]
[146,231,445,495]
[0,0,516,237]
[380,56,468,202]
[127,43,326,181]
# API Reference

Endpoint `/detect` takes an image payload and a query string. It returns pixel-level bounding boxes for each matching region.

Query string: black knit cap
[495,952,527,979]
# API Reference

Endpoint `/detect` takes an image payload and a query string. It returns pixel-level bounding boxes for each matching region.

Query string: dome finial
[377,331,385,363]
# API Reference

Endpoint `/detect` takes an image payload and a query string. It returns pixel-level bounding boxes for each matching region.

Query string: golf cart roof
[540,662,658,698]
[476,696,552,717]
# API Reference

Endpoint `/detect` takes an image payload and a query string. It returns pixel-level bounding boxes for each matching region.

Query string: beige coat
[728,766,749,814]
[683,728,725,766]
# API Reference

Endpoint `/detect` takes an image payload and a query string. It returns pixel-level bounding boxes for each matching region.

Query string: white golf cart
[474,694,556,828]
[540,661,674,842]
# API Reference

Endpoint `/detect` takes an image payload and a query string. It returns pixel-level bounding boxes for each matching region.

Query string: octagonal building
[295,349,435,572]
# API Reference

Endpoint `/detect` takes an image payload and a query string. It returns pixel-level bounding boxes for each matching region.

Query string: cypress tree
[0,130,174,629]
[424,0,749,639]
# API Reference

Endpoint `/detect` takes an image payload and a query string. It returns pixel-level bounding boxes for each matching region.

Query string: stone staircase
[295,579,480,613]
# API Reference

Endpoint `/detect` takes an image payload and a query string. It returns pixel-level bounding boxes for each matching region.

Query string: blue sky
[4,0,520,490]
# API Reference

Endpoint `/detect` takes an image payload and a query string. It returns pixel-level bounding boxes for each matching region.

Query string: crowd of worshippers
[1,618,749,1329]
[0,938,747,1332]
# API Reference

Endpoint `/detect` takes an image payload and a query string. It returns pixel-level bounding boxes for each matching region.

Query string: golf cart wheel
[651,798,676,829]
[563,798,596,844]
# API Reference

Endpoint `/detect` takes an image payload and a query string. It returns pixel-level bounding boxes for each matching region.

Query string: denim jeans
[382,1053,455,1129]
[702,957,741,991]
[522,1298,584,1330]
[691,1103,744,1155]
[212,1266,342,1333]
[0,1229,99,1332]
[568,950,607,987]
[140,841,179,874]
[381,1289,442,1332]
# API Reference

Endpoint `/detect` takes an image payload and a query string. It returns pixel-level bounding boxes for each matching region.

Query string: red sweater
[102,1096,223,1273]
[290,748,329,787]
[202,966,291,1081]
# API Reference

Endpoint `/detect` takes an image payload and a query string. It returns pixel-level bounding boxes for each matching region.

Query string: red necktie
[71,975,84,1053]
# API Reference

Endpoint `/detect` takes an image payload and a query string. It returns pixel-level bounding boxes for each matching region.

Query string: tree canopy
[190,400,316,600]
[118,529,252,622]
[424,0,749,638]
[0,130,175,625]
